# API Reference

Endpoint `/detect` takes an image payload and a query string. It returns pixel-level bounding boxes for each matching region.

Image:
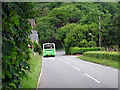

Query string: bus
[43,43,56,57]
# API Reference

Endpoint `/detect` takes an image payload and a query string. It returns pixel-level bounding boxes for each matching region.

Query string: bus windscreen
[44,44,54,49]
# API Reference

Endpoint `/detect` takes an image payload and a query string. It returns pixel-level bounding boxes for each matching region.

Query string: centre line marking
[84,73,101,84]
[73,66,80,71]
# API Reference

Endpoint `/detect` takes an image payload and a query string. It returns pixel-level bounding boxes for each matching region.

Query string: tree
[48,5,81,28]
[33,2,49,17]
[47,2,61,10]
[88,41,97,47]
[78,39,88,47]
[34,16,63,49]
[57,23,87,54]
[34,2,119,50]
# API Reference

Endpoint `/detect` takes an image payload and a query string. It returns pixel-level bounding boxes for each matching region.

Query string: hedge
[68,47,101,55]
[83,51,120,61]
[2,2,35,89]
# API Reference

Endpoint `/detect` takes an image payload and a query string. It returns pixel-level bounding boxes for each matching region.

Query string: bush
[113,45,119,51]
[101,47,106,51]
[78,39,88,47]
[68,47,101,55]
[83,51,120,61]
[33,41,42,55]
[88,41,96,47]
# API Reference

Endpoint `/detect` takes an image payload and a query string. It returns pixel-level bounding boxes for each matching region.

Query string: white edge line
[36,59,43,89]
[73,66,80,71]
[84,73,101,84]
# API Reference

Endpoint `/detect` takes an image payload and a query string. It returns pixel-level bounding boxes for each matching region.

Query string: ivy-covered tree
[2,2,34,89]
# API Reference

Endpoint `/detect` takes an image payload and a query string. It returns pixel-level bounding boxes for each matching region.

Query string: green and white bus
[43,43,56,57]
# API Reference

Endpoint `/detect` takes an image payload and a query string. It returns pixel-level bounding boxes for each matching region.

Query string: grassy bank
[77,56,119,69]
[21,53,42,88]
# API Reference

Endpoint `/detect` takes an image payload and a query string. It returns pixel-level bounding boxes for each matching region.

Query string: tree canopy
[34,2,119,50]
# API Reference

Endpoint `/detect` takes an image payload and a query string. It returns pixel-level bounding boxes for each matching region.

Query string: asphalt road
[38,50,118,88]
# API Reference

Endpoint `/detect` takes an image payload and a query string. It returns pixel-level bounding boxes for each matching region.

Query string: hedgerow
[68,47,101,55]
[2,2,34,89]
[83,51,120,61]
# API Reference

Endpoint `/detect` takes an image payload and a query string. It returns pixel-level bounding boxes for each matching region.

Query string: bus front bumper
[43,54,55,57]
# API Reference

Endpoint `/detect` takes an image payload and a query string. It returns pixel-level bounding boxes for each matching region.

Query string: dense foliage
[88,41,97,47]
[68,47,101,55]
[34,16,62,49]
[83,51,120,61]
[2,2,34,89]
[48,5,82,28]
[34,2,119,53]
[59,23,88,53]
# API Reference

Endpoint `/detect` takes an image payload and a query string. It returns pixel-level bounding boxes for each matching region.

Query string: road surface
[38,50,118,88]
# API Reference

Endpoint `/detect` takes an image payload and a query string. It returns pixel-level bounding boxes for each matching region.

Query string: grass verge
[77,56,119,69]
[21,53,42,88]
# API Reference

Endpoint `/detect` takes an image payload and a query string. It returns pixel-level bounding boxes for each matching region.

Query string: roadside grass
[77,56,119,69]
[21,53,42,88]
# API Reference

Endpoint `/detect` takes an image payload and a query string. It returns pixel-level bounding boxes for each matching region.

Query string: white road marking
[84,73,101,84]
[36,61,43,88]
[73,66,81,71]
[37,69,43,86]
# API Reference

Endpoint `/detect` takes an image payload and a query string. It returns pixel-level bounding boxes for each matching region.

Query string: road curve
[38,50,118,88]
